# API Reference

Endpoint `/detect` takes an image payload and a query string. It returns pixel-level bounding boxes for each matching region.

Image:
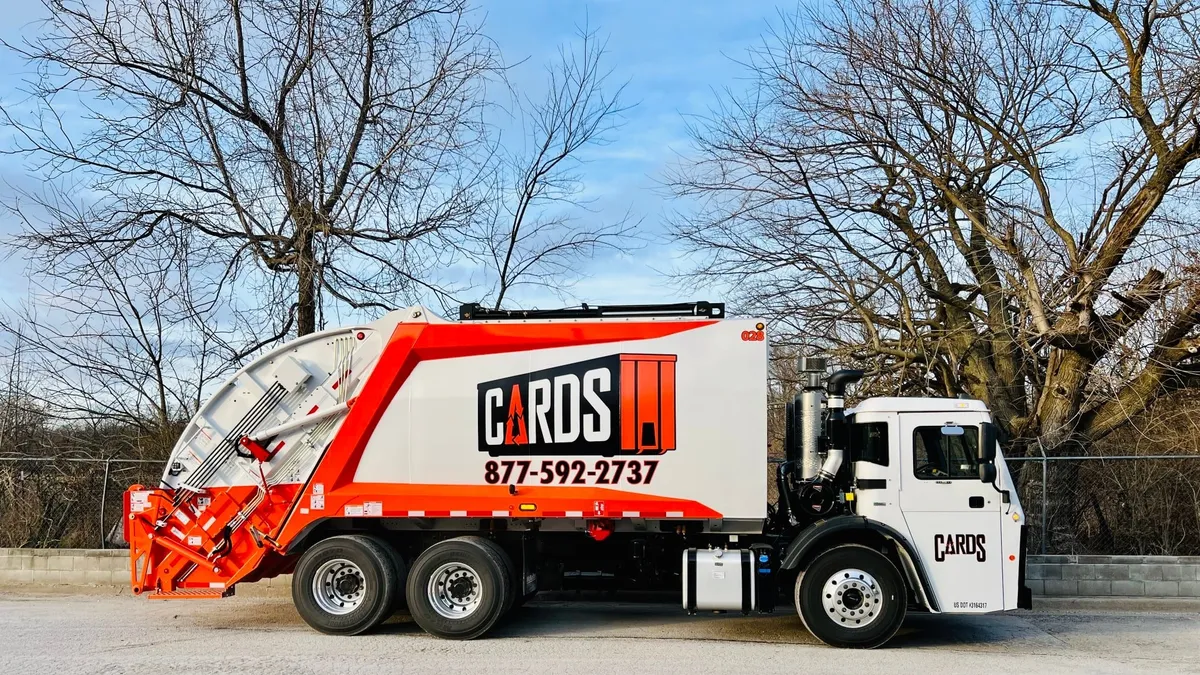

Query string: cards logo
[478,354,677,456]
[934,533,987,562]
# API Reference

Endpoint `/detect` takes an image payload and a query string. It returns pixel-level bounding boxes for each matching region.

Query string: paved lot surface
[2,588,1199,674]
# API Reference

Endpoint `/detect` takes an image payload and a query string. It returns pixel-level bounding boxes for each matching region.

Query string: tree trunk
[296,225,318,337]
[1036,348,1093,449]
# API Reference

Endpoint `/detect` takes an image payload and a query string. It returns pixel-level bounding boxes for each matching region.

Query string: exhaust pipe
[826,369,863,406]
[818,369,864,482]
[817,448,843,482]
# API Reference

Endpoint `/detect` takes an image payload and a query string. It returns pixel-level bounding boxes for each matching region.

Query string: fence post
[1037,441,1047,555]
[99,459,112,550]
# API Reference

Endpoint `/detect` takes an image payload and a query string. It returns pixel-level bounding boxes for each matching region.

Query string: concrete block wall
[0,548,291,592]
[1027,555,1200,597]
[0,548,130,585]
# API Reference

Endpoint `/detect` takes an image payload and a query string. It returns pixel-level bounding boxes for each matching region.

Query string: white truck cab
[848,397,1028,615]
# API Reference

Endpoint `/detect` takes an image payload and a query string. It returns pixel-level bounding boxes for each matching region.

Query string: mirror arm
[990,479,1010,503]
[982,448,1009,503]
[977,422,1010,503]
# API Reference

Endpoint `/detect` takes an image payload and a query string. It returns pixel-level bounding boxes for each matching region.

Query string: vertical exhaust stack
[825,369,864,409]
[795,357,827,480]
[819,369,865,482]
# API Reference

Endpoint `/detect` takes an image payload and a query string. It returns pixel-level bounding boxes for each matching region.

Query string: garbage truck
[123,301,1031,648]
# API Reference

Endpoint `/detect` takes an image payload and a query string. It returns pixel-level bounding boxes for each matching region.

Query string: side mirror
[979,463,997,483]
[979,422,998,463]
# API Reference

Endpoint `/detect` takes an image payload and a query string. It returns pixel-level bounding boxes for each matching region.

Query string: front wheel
[795,544,906,648]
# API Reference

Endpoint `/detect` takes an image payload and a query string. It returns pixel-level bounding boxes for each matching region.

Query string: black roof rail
[459,301,726,321]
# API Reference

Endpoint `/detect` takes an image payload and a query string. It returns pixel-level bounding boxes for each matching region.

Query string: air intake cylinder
[796,357,827,480]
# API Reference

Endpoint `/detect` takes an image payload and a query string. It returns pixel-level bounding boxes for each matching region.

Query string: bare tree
[669,0,1200,451]
[3,0,496,337]
[0,218,238,547]
[0,334,50,456]
[0,240,229,442]
[469,25,636,308]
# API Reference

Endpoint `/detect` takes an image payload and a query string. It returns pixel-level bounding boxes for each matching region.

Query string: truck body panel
[352,317,767,522]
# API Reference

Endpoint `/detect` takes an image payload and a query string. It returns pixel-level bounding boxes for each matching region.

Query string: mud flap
[1018,524,1032,609]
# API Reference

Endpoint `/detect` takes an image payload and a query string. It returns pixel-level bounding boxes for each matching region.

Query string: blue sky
[0,1,785,316]
[474,1,780,307]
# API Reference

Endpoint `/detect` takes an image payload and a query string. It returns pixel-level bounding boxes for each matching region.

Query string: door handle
[968,496,985,509]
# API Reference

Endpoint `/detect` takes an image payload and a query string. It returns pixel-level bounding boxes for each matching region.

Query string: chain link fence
[1008,455,1200,556]
[0,457,162,549]
[4,455,1200,555]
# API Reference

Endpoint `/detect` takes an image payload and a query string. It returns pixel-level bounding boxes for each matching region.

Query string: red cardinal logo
[504,383,527,445]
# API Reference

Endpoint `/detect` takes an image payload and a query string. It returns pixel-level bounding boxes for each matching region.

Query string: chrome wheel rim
[427,562,483,619]
[822,568,882,628]
[312,558,367,615]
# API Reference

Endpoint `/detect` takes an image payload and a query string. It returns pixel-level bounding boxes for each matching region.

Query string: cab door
[897,412,1003,613]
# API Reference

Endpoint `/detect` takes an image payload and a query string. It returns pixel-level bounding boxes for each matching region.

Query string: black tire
[344,534,406,624]
[440,536,518,613]
[292,534,399,635]
[484,539,520,614]
[406,536,512,639]
[795,544,906,648]
[379,539,409,613]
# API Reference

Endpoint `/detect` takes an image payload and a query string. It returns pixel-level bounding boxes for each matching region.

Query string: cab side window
[913,426,979,479]
[849,421,889,467]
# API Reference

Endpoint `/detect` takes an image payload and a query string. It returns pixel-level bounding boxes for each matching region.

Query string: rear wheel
[513,589,538,609]
[494,541,521,614]
[406,536,513,639]
[380,541,409,613]
[292,534,399,635]
[795,544,906,648]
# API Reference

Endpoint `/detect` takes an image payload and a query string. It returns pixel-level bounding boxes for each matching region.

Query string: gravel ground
[2,588,1198,674]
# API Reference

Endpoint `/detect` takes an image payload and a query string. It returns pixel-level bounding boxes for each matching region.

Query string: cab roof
[849,397,991,414]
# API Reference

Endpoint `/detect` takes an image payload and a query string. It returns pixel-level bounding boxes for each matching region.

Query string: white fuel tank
[682,548,756,613]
